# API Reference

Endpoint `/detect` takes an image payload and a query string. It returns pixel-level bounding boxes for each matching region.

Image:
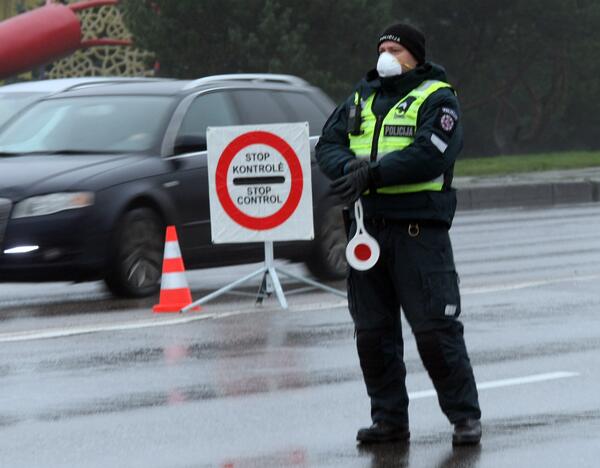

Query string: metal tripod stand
[180,241,346,312]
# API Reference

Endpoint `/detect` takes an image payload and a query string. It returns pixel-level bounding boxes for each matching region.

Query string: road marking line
[0,314,214,342]
[1,273,598,343]
[0,301,347,343]
[461,274,600,295]
[409,371,579,399]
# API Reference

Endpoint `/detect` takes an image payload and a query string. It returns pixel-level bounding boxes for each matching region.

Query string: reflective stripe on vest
[349,79,452,194]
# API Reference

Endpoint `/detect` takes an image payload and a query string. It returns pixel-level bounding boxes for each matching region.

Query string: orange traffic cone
[153,226,200,313]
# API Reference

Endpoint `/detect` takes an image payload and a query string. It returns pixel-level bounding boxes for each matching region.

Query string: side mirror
[173,134,207,155]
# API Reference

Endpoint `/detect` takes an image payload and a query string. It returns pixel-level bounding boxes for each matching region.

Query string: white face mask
[376,51,403,78]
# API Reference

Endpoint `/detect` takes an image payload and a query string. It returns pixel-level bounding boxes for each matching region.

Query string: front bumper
[0,207,110,282]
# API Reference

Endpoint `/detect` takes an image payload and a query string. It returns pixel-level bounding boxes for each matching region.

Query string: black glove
[330,160,373,205]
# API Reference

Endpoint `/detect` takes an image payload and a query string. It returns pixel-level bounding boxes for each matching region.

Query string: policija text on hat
[315,23,482,445]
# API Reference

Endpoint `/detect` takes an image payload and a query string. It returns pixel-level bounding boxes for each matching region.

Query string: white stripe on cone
[164,241,182,260]
[160,272,190,290]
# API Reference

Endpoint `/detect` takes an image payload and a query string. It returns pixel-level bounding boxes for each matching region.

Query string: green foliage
[121,0,600,156]
[121,0,392,100]
[455,151,600,176]
[392,0,600,155]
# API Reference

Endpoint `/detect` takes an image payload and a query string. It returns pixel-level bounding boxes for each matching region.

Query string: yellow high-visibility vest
[349,79,452,194]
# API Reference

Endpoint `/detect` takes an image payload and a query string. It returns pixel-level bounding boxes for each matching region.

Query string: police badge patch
[440,114,455,132]
[435,106,459,137]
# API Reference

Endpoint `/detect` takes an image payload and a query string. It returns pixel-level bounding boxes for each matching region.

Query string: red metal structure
[0,0,131,79]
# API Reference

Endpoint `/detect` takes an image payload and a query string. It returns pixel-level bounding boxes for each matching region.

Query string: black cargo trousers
[347,218,481,426]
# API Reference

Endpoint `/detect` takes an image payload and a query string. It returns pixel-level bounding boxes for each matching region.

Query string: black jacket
[316,62,462,226]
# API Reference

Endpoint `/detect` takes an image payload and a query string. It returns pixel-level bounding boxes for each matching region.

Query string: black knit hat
[377,23,426,65]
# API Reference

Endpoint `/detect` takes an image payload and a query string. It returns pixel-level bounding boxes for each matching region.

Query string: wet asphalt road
[1,204,600,467]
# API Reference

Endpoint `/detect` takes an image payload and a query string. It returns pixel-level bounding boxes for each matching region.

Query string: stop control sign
[207,123,314,243]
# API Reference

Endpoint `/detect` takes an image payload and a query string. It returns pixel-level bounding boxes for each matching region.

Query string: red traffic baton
[345,199,380,271]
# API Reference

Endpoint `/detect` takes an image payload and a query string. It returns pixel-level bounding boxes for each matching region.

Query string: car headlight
[11,192,95,219]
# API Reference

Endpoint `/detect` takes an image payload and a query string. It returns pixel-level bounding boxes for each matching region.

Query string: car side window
[178,92,238,138]
[276,91,328,136]
[230,90,290,125]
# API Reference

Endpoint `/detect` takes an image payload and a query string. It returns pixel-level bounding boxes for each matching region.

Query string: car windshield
[0,95,173,154]
[0,92,42,128]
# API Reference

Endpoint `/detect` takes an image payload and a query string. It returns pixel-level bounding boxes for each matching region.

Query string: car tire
[104,207,164,298]
[304,205,347,280]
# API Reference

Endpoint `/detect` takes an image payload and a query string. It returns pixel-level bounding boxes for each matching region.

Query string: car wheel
[105,207,164,298]
[305,205,347,280]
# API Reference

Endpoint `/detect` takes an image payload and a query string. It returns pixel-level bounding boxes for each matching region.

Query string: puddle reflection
[357,441,410,467]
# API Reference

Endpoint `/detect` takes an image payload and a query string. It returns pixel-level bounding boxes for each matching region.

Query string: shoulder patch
[441,107,458,120]
[435,106,459,137]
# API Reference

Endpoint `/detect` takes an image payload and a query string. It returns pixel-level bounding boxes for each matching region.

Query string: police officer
[316,23,482,445]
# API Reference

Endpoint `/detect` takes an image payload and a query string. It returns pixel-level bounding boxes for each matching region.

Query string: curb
[457,180,600,211]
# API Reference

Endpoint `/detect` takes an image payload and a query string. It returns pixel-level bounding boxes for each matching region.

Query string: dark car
[0,77,170,129]
[0,74,346,297]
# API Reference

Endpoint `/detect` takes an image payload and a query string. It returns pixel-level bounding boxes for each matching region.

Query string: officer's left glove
[330,160,378,205]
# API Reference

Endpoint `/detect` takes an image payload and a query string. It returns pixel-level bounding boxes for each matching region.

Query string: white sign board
[207,123,313,243]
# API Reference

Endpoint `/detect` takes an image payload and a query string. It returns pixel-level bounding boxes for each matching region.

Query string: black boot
[452,419,481,445]
[356,421,410,444]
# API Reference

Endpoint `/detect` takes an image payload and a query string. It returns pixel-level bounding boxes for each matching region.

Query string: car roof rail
[183,73,309,90]
[64,77,170,92]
